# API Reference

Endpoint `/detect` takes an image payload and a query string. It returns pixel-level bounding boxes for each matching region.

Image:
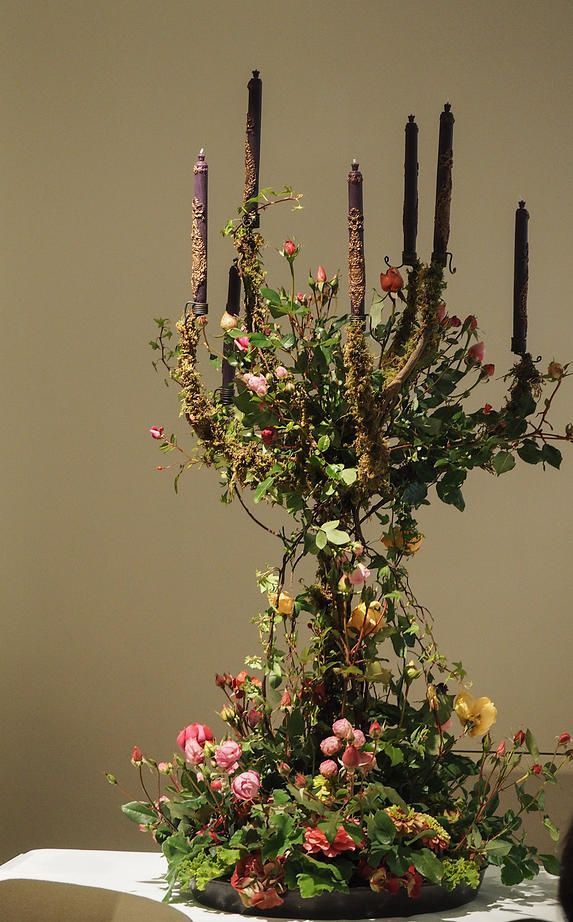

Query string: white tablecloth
[0,849,564,921]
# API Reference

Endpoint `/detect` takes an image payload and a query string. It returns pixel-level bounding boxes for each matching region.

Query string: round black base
[191,877,482,919]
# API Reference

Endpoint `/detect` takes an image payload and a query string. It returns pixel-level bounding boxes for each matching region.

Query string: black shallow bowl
[191,877,482,919]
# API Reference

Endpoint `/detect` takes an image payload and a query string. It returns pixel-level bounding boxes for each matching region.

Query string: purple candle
[244,70,262,227]
[348,160,366,319]
[431,103,455,268]
[191,149,208,316]
[402,115,419,266]
[221,262,242,402]
[512,201,529,356]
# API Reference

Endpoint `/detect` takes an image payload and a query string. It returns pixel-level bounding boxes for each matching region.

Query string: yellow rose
[268,590,295,617]
[382,527,423,555]
[348,600,387,636]
[454,690,497,737]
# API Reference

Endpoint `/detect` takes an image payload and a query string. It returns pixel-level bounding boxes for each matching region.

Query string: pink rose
[342,745,360,771]
[467,341,485,364]
[319,759,338,778]
[231,770,261,801]
[185,738,205,765]
[316,265,328,284]
[348,563,371,587]
[235,336,250,352]
[351,728,366,749]
[356,750,376,772]
[495,741,507,758]
[275,365,288,379]
[369,720,381,738]
[214,740,242,773]
[177,723,214,751]
[332,718,353,740]
[210,777,223,792]
[243,373,268,397]
[283,239,297,257]
[149,426,164,440]
[320,736,342,757]
[247,707,263,729]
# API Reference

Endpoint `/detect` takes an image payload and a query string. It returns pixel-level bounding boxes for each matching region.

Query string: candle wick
[518,200,526,209]
[252,69,260,78]
[443,102,452,112]
[352,159,359,169]
[199,148,205,158]
[408,114,415,122]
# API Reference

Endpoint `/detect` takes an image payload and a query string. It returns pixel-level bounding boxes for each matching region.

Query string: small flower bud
[558,732,572,747]
[548,361,564,380]
[531,763,543,775]
[280,689,292,708]
[149,426,164,440]
[369,720,382,738]
[158,761,172,774]
[261,427,276,446]
[319,759,338,778]
[316,265,328,284]
[294,773,307,788]
[483,403,493,415]
[495,740,507,758]
[448,315,462,328]
[220,311,239,331]
[131,746,143,766]
[283,240,297,258]
[276,365,289,379]
[481,363,495,378]
[464,315,478,332]
[380,267,404,293]
[277,761,291,776]
[466,341,485,364]
[514,730,526,746]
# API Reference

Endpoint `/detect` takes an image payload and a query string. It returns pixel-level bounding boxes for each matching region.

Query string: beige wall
[2,0,572,865]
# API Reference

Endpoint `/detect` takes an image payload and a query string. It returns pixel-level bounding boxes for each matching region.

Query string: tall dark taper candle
[402,115,419,266]
[221,263,242,403]
[191,149,208,316]
[512,200,529,355]
[431,103,455,268]
[348,160,366,319]
[244,70,262,227]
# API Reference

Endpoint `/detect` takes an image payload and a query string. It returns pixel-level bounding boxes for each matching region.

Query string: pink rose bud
[261,427,275,446]
[210,778,223,792]
[531,763,543,775]
[131,746,143,765]
[296,292,306,304]
[319,759,338,778]
[316,265,328,283]
[483,403,493,415]
[369,720,381,738]
[357,750,376,772]
[276,365,288,379]
[342,745,361,771]
[448,315,462,328]
[465,315,478,331]
[320,736,342,757]
[214,740,242,773]
[495,741,507,758]
[348,563,371,587]
[243,373,269,397]
[155,465,166,471]
[294,773,306,788]
[280,690,292,708]
[436,301,447,323]
[149,426,164,440]
[231,770,261,801]
[235,336,250,352]
[558,732,572,747]
[184,738,205,765]
[482,363,495,378]
[278,761,291,776]
[514,730,526,746]
[467,341,485,364]
[283,240,297,257]
[332,718,354,740]
[351,729,366,749]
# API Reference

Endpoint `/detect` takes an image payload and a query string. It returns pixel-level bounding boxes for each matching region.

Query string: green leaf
[517,440,543,464]
[525,729,540,759]
[327,529,351,546]
[402,481,428,506]
[317,435,331,452]
[315,530,328,550]
[539,853,560,875]
[262,812,303,860]
[367,810,396,848]
[493,451,516,475]
[501,860,525,886]
[254,476,274,503]
[121,801,157,825]
[436,481,466,511]
[484,839,513,857]
[543,816,560,842]
[542,444,562,469]
[411,848,443,883]
[286,855,352,898]
[260,287,282,306]
[340,467,358,485]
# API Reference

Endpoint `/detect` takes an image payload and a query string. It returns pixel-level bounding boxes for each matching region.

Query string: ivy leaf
[402,481,428,506]
[518,440,543,465]
[367,810,396,848]
[543,816,560,842]
[484,839,513,857]
[317,435,331,452]
[340,467,358,485]
[493,452,516,475]
[254,476,275,503]
[315,530,328,550]
[436,481,466,511]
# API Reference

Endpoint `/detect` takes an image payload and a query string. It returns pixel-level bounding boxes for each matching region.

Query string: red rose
[448,315,462,328]
[531,763,543,775]
[130,746,143,765]
[514,730,526,746]
[558,732,572,746]
[465,315,478,331]
[483,403,493,415]
[261,427,275,446]
[380,267,404,293]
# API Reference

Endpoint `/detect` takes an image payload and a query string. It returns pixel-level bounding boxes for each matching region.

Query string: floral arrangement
[108,73,573,915]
